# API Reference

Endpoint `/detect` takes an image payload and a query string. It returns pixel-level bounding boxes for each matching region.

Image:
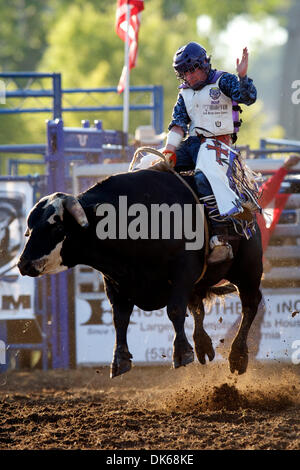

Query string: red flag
[116,0,144,93]
[256,167,290,252]
[258,194,290,252]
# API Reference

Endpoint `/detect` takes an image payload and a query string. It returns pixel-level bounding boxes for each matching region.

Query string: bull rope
[129,147,209,283]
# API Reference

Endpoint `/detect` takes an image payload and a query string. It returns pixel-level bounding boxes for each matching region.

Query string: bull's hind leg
[228,229,263,374]
[104,278,134,378]
[229,287,262,375]
[188,297,215,365]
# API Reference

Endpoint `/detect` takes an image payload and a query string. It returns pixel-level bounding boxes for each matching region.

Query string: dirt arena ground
[0,361,299,451]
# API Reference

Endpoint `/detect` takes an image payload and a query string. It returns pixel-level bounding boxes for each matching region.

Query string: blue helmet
[173,42,211,87]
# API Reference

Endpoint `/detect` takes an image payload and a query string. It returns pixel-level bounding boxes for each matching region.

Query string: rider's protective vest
[180,74,241,138]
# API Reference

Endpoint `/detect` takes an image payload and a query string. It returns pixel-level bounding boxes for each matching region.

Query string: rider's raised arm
[219,47,256,105]
[219,72,257,105]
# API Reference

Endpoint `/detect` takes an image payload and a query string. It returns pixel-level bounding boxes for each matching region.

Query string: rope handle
[129,146,169,171]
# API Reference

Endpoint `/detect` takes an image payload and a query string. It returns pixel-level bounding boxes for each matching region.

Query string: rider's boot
[207,226,233,265]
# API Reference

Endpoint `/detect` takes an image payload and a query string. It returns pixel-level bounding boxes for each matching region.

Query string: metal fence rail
[0,73,164,133]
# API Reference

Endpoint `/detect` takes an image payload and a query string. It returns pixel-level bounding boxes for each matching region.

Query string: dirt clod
[209,383,249,410]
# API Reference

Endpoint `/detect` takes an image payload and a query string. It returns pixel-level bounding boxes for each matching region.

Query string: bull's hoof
[195,339,215,365]
[229,348,248,375]
[173,349,194,369]
[194,331,215,365]
[110,349,133,378]
[110,360,132,378]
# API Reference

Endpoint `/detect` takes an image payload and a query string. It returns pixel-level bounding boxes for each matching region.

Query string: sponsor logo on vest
[209,87,221,100]
[215,121,222,127]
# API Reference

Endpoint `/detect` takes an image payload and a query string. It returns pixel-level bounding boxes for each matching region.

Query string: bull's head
[17,192,89,277]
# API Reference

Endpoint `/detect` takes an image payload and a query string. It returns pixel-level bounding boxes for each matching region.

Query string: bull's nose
[17,257,39,277]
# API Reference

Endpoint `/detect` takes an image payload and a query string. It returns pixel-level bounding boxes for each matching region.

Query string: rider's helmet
[173,42,211,89]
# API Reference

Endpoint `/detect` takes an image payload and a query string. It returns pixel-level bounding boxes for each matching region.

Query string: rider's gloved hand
[162,149,177,168]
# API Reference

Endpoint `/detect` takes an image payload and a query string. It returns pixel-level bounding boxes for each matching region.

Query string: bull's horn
[63,196,89,228]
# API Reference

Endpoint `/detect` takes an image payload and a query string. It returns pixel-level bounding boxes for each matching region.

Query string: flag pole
[123,2,130,134]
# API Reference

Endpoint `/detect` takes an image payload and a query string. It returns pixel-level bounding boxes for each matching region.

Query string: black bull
[17,169,263,377]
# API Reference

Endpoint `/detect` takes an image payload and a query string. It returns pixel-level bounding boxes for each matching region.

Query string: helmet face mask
[173,42,211,89]
[175,62,207,80]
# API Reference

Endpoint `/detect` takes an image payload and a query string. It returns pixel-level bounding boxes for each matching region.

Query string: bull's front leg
[104,278,134,378]
[111,312,133,378]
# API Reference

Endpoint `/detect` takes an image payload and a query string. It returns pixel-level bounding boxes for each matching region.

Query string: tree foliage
[0,0,289,160]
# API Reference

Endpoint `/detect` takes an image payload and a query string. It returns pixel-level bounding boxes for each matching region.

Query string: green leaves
[0,0,288,155]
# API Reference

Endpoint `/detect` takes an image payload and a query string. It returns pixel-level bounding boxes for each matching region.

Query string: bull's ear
[63,195,89,228]
[24,228,30,237]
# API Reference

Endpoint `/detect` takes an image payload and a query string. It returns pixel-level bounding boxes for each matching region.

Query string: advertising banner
[0,181,35,320]
[75,286,300,365]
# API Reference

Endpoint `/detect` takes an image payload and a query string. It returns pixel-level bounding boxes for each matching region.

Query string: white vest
[181,76,234,137]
